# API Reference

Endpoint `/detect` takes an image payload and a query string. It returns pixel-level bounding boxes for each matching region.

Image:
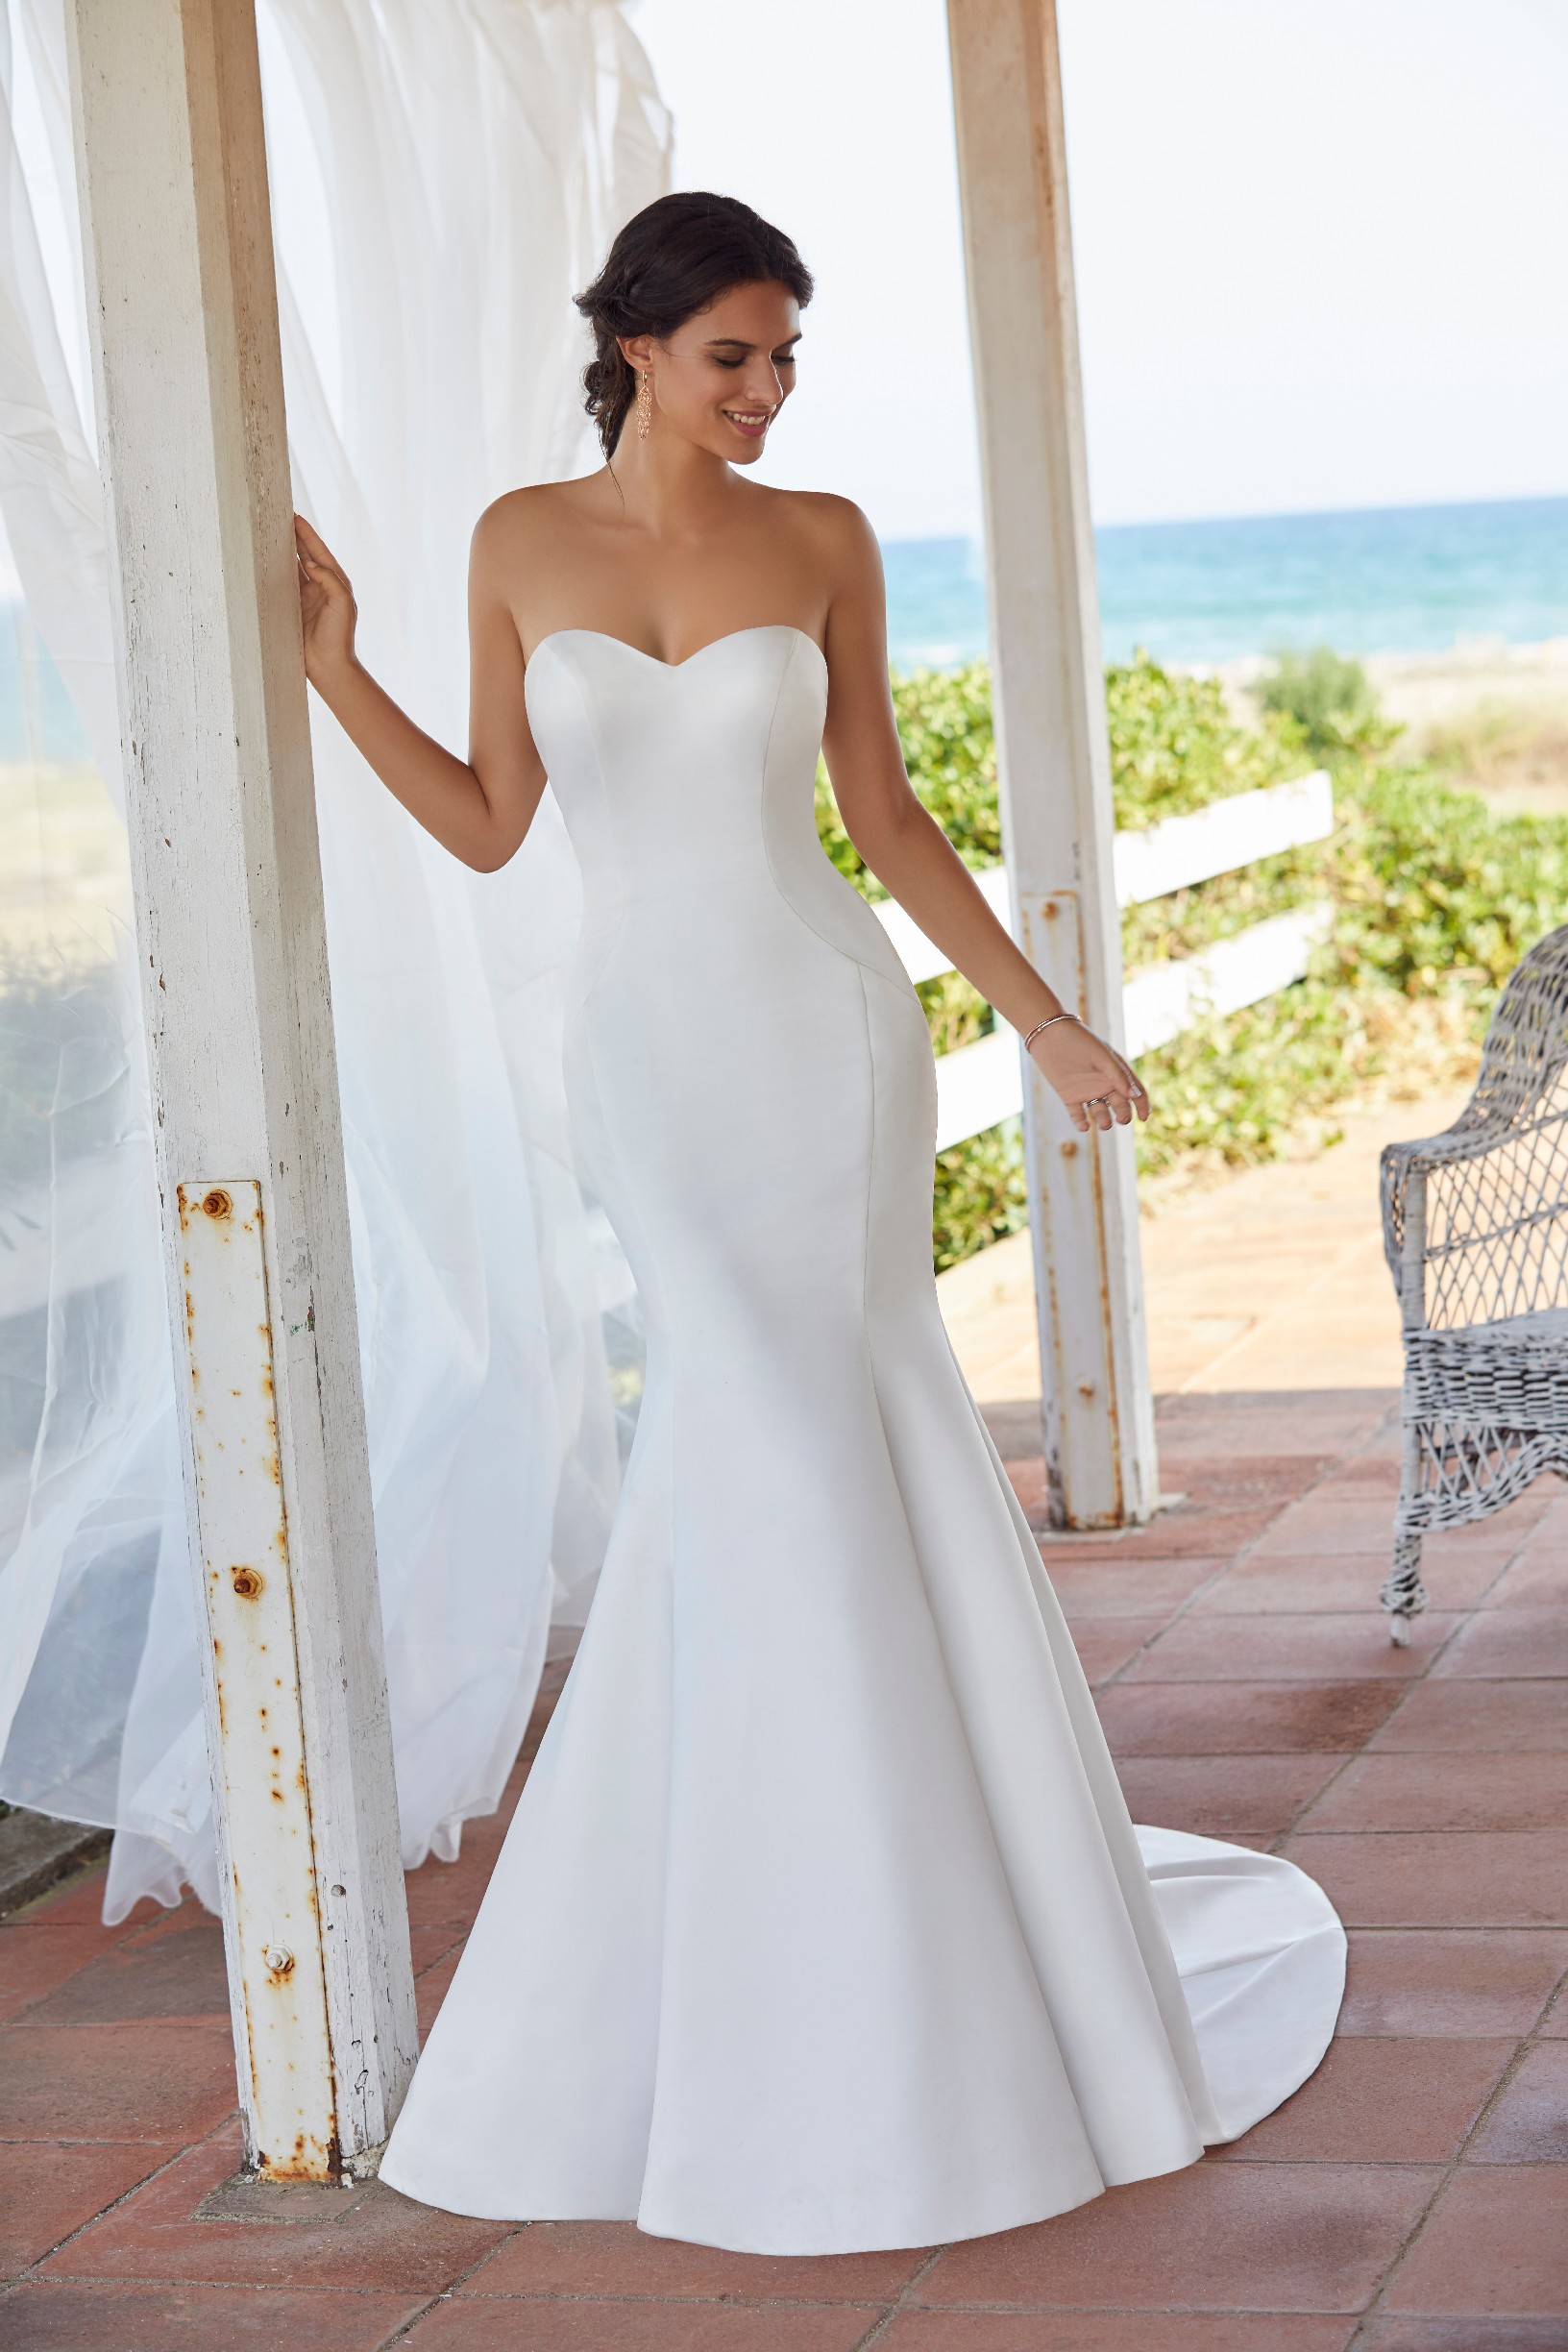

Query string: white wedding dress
[378,625,1345,2255]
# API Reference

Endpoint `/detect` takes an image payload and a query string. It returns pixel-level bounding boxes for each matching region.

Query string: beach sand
[1212,635,1568,817]
[1203,639,1568,822]
[1369,636,1568,816]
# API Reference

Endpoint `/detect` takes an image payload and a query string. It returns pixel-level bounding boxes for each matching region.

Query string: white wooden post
[66,0,417,2176]
[945,0,1159,1527]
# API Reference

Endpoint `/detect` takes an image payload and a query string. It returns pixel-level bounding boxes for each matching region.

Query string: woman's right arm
[295,505,546,872]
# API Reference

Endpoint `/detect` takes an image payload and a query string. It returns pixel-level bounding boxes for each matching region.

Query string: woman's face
[620,280,801,465]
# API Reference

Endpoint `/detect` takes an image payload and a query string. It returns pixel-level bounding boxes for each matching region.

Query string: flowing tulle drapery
[0,0,668,1920]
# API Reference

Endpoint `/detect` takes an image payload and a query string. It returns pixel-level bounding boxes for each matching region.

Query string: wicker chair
[1380,923,1568,1642]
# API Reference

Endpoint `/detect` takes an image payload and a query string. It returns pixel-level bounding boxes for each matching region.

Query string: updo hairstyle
[574,191,814,460]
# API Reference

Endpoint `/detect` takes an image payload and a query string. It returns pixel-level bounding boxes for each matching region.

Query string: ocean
[883,494,1568,674]
[2,495,1564,764]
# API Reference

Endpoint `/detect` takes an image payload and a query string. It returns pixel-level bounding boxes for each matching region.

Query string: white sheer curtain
[0,0,667,1920]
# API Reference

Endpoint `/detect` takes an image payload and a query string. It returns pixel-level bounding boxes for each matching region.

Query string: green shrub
[816,660,1001,901]
[1331,761,1568,996]
[891,663,1003,864]
[815,649,1566,1266]
[1131,974,1410,1179]
[916,968,992,1056]
[1108,652,1304,825]
[932,1117,1027,1271]
[1258,646,1398,760]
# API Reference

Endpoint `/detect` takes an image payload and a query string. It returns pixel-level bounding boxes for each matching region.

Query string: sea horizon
[882,492,1568,674]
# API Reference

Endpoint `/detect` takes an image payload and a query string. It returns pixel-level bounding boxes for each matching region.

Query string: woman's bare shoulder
[751,487,881,603]
[472,476,609,560]
[759,485,876,549]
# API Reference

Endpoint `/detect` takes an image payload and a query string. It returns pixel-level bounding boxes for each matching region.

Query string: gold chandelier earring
[636,369,653,441]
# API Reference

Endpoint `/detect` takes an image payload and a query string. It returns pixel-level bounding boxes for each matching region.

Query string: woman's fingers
[1103,1053,1149,1123]
[293,514,352,595]
[1028,1017,1151,1128]
[1074,1081,1138,1130]
[294,511,331,559]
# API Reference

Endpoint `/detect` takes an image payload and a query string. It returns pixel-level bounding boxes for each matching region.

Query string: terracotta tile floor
[1,1385,1564,2350]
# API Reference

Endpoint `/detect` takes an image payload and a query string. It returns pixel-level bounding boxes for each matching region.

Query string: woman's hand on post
[1027,1015,1150,1133]
[294,513,357,684]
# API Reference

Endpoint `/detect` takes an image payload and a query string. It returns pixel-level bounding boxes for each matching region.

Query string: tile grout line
[847,2243,950,2349]
[374,2224,528,2350]
[1342,1949,1568,2348]
[3,2111,243,2292]
[1271,1452,1555,1852]
[10,2267,907,2311]
[1088,1397,1408,1712]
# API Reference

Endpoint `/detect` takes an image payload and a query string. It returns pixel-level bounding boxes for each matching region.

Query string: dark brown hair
[574,191,814,459]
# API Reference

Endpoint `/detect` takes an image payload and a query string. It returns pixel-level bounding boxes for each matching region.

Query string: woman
[297,191,1343,2256]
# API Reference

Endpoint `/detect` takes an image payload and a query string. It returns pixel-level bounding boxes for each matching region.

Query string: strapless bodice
[522,622,912,997]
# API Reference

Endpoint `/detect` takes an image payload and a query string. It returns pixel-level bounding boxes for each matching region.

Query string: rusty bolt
[230,1565,263,1600]
[263,1945,295,1977]
[202,1188,233,1220]
[1076,1378,1096,1399]
[1061,1139,1078,1159]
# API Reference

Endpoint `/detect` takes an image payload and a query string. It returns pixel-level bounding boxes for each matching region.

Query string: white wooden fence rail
[874,769,1335,1153]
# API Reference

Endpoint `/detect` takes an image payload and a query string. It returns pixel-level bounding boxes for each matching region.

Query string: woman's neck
[599,429,744,539]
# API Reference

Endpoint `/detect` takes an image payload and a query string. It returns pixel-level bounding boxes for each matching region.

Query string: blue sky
[631,0,1568,540]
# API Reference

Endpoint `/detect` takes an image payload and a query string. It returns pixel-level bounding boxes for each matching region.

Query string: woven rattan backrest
[1416,925,1568,1330]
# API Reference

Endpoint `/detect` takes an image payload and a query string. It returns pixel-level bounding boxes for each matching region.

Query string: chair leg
[1381,1532,1427,1646]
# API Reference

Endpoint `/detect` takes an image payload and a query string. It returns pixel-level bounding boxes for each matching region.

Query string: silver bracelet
[1021,1012,1076,1053]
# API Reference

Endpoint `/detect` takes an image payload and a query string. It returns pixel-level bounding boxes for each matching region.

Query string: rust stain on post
[177,1178,338,2180]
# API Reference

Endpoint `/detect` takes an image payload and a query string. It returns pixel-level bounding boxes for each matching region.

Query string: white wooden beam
[65,0,416,2177]
[1120,902,1333,1060]
[873,769,1335,985]
[1113,772,1334,907]
[945,0,1158,1526]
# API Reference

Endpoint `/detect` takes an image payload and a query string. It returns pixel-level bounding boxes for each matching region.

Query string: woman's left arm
[817,501,1147,1133]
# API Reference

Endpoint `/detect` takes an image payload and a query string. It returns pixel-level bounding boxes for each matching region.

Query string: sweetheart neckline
[527,624,827,675]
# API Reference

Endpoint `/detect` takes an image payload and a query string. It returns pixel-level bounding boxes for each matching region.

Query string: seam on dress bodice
[545,649,629,1020]
[755,636,924,1006]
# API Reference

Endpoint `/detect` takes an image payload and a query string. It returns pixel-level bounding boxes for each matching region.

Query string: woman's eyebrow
[702,333,803,351]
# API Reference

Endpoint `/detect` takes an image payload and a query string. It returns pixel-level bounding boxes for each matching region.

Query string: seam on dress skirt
[576,1010,676,2216]
[852,964,1080,2057]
